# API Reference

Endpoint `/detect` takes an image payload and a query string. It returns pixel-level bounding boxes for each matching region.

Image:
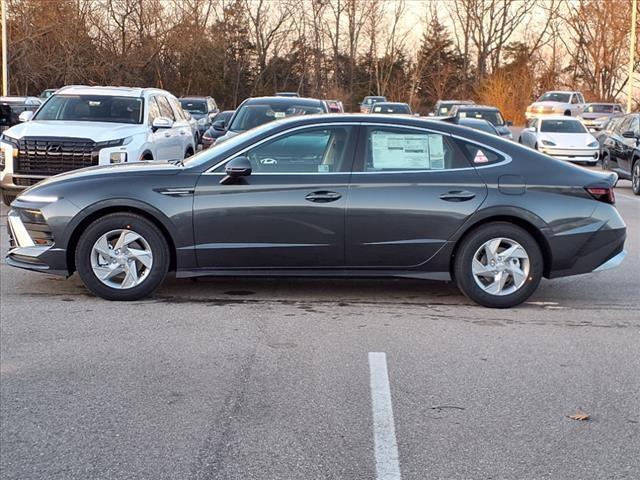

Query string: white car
[0,85,195,205]
[519,116,599,164]
[525,91,586,120]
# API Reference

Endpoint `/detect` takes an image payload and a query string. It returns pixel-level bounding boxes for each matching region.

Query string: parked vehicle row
[5,114,626,308]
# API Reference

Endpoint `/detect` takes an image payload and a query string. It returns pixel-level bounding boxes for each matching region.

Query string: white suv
[525,91,586,120]
[0,85,195,205]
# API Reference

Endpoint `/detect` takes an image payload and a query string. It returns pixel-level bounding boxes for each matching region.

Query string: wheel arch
[139,149,154,160]
[450,212,553,278]
[65,200,177,274]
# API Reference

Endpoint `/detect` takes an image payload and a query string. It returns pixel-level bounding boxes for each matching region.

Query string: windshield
[537,92,571,103]
[229,103,323,132]
[457,110,504,126]
[540,119,587,133]
[372,104,411,114]
[34,95,143,124]
[459,119,495,134]
[180,99,207,114]
[585,104,614,113]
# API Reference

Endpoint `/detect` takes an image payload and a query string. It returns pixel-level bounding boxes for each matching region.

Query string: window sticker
[371,132,430,169]
[428,135,445,169]
[474,149,489,163]
[459,112,467,118]
[273,111,286,118]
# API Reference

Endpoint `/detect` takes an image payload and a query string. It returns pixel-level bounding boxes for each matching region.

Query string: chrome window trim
[203,121,512,175]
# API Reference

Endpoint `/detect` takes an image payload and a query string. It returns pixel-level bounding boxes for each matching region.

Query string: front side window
[540,119,586,133]
[156,96,175,121]
[34,95,143,124]
[571,95,579,104]
[167,96,187,121]
[147,97,161,124]
[223,126,355,174]
[372,104,411,114]
[362,127,469,172]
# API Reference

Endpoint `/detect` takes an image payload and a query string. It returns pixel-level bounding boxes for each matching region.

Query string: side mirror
[588,128,596,133]
[220,156,252,184]
[213,120,226,131]
[621,130,637,139]
[152,117,173,131]
[506,120,513,127]
[19,111,33,122]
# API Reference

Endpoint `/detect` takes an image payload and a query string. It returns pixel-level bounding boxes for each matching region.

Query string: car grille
[14,137,98,176]
[13,176,44,187]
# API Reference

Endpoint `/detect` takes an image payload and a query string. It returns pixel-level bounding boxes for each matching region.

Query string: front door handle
[439,190,476,202]
[305,191,342,203]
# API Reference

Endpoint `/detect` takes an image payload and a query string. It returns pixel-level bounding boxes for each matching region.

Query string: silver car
[578,103,624,131]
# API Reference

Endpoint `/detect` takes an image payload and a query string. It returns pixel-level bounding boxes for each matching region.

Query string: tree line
[4,0,639,124]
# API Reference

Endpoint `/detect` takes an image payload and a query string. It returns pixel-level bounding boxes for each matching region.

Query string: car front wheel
[75,213,169,300]
[454,222,543,308]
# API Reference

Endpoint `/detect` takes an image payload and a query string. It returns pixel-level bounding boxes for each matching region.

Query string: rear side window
[456,139,504,166]
[147,97,161,124]
[362,127,469,172]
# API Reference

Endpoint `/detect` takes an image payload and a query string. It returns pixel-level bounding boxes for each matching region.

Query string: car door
[155,96,183,160]
[609,115,632,169]
[345,124,488,268]
[193,124,358,269]
[619,116,639,174]
[166,96,193,156]
[147,96,175,160]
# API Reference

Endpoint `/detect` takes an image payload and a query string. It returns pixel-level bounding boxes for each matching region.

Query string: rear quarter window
[455,138,505,166]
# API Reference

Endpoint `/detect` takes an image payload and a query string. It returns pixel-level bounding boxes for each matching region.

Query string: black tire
[454,222,543,308]
[632,159,640,196]
[564,110,571,116]
[2,192,17,206]
[75,213,169,301]
[534,142,538,151]
[600,151,609,170]
[185,148,194,159]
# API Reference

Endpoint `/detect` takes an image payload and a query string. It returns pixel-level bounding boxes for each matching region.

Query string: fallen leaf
[568,410,590,421]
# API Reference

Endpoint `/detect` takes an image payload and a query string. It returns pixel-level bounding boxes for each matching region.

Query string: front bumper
[6,208,69,276]
[539,147,599,163]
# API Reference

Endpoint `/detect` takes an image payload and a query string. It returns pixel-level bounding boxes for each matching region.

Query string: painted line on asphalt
[616,192,640,202]
[368,352,402,480]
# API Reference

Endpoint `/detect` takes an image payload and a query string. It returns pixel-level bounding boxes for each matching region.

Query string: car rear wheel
[632,159,640,195]
[454,222,543,308]
[75,213,169,300]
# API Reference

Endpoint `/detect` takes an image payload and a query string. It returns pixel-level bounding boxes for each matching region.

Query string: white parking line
[368,352,402,480]
[616,193,640,203]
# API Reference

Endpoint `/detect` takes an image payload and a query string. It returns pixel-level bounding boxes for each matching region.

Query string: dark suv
[447,104,513,140]
[600,113,640,195]
[179,96,219,138]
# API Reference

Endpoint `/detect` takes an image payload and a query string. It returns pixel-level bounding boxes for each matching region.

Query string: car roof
[542,90,580,94]
[457,117,493,125]
[55,85,170,98]
[241,96,325,106]
[439,100,474,104]
[584,102,621,106]
[373,102,410,107]
[537,115,582,121]
[0,96,41,105]
[180,96,211,100]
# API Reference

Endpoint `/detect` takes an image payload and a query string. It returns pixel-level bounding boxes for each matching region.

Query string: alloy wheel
[90,229,153,289]
[633,161,640,194]
[472,237,530,296]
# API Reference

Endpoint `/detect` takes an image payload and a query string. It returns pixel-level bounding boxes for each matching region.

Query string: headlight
[587,141,598,148]
[541,139,556,146]
[0,133,19,147]
[18,194,59,203]
[197,117,208,125]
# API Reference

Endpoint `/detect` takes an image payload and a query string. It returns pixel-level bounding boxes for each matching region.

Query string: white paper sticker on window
[474,149,489,163]
[428,134,445,169]
[371,132,430,169]
[274,111,286,118]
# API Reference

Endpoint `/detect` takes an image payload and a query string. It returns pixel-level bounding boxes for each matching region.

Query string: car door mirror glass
[506,120,513,127]
[19,111,33,122]
[152,117,173,130]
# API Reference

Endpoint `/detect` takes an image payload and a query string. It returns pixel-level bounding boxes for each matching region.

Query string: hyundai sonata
[5,115,626,308]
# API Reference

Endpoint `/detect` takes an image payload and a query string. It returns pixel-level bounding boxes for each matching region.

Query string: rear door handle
[305,191,342,203]
[439,190,476,202]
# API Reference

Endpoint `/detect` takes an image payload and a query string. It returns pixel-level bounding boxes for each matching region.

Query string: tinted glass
[363,97,386,105]
[213,111,233,123]
[362,127,468,172]
[458,139,503,165]
[229,103,324,132]
[180,99,207,114]
[458,119,496,134]
[147,97,161,123]
[372,104,411,114]
[540,119,587,133]
[156,96,175,120]
[538,92,571,103]
[628,117,640,134]
[167,96,187,121]
[34,95,143,124]
[457,109,504,126]
[236,126,354,173]
[585,104,614,113]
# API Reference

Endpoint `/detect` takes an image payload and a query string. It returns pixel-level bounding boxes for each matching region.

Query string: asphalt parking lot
[1,172,639,479]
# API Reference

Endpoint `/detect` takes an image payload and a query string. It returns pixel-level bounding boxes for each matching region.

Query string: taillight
[585,187,615,204]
